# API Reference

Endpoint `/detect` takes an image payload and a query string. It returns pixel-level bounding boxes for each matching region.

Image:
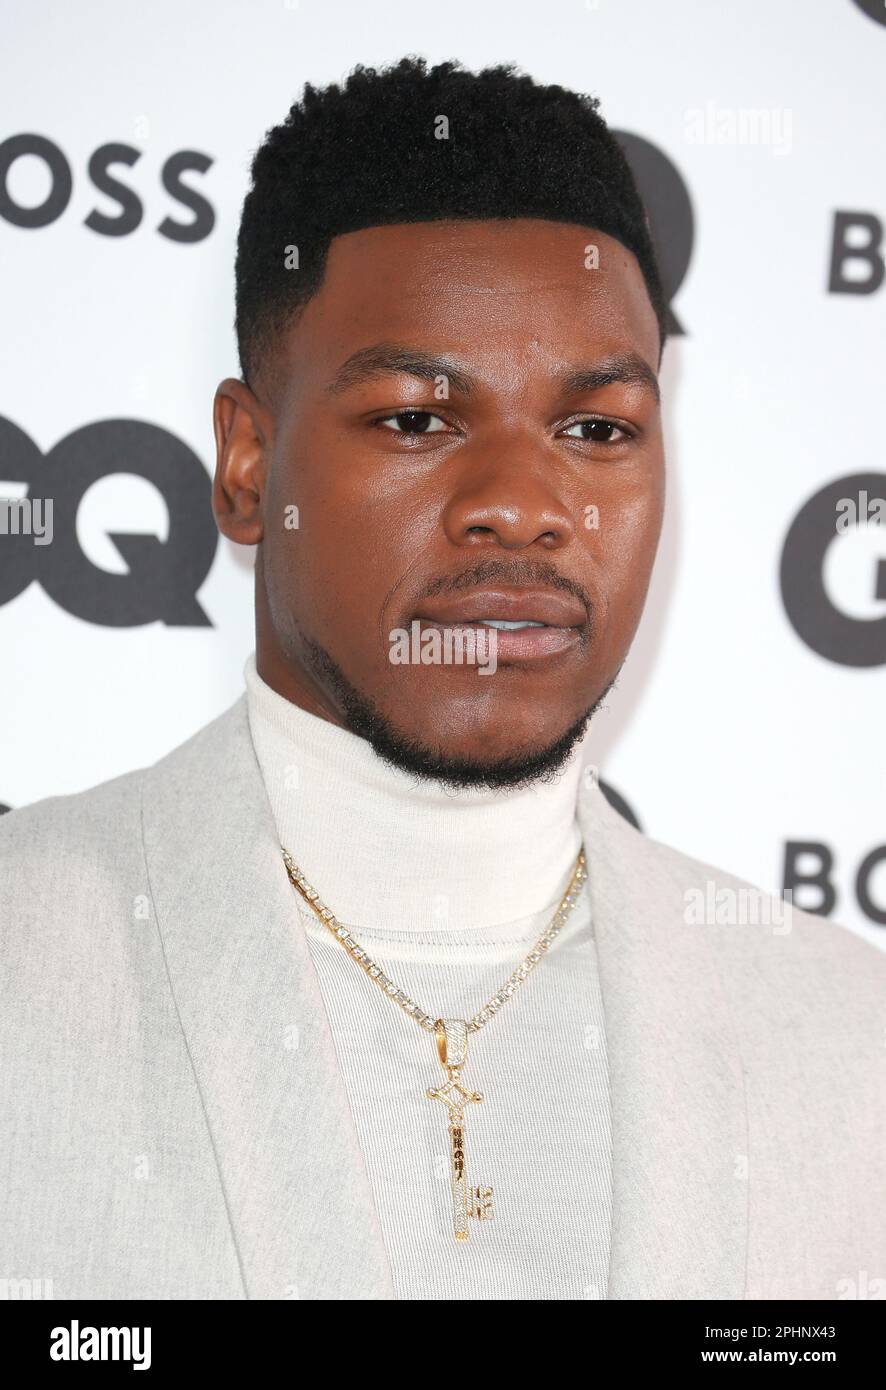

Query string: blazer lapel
[577,780,748,1300]
[141,697,395,1300]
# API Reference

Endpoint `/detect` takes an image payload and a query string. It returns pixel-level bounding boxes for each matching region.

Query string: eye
[560,418,631,444]
[376,410,451,434]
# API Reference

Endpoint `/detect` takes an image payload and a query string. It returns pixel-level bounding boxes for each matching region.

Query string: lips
[411,587,586,663]
[413,588,586,629]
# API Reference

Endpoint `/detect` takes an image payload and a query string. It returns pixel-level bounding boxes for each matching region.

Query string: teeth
[479,619,546,630]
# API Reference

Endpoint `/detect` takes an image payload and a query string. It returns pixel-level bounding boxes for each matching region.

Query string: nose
[440,435,577,551]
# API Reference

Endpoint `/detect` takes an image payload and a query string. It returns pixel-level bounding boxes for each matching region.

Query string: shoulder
[0,764,146,920]
[0,695,247,916]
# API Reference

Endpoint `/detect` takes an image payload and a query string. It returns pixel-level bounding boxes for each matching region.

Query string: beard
[299,632,617,792]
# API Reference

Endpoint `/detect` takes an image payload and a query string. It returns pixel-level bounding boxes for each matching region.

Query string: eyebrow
[560,353,660,405]
[326,342,659,405]
[326,345,474,396]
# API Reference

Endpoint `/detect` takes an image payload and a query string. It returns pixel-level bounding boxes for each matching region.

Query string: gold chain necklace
[281,843,588,1242]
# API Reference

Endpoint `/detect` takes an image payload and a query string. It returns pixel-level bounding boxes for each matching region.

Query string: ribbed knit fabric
[244,652,612,1299]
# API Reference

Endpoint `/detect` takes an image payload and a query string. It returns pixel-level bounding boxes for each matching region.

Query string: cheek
[264,436,430,649]
[591,482,663,637]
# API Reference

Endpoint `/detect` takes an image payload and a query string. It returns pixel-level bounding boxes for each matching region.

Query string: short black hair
[235,56,667,393]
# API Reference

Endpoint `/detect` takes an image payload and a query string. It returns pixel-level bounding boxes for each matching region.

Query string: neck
[244,652,588,933]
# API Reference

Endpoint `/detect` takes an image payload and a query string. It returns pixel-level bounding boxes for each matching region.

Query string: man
[1,57,884,1302]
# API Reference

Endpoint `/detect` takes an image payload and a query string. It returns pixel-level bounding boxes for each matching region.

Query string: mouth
[411,588,586,664]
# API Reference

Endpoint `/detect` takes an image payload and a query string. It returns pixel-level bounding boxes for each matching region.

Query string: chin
[300,631,601,789]
[360,697,595,793]
[423,720,566,765]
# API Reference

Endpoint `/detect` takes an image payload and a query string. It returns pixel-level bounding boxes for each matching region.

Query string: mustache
[419,556,592,621]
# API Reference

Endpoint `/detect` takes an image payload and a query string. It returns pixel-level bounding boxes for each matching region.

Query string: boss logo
[784,841,886,927]
[0,133,214,241]
[0,416,216,626]
[828,212,886,296]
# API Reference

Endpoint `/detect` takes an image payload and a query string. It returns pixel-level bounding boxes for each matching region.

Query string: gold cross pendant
[427,1019,494,1240]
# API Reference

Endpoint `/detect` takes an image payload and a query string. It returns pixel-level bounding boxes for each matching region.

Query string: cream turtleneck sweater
[244,652,612,1300]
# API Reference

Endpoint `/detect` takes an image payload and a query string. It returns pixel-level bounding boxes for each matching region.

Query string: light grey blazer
[1,696,885,1301]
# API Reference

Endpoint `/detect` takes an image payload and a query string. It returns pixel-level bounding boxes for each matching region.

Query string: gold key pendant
[427,1018,494,1240]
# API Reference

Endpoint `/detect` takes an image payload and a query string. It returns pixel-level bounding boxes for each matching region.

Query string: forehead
[281,219,660,388]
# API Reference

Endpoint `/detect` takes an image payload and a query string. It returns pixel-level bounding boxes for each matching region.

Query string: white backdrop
[2,0,884,947]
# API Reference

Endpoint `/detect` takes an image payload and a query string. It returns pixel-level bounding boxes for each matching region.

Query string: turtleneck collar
[244,652,588,934]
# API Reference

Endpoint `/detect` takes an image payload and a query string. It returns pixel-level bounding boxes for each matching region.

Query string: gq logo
[616,131,694,338]
[850,0,886,26]
[780,472,886,667]
[0,417,216,625]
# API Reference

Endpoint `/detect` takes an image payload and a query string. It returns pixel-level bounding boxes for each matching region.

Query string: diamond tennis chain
[281,843,587,1240]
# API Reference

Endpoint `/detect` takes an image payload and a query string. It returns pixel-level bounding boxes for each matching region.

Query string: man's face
[214,218,664,785]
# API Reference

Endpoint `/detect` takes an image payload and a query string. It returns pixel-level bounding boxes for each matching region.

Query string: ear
[212,377,272,545]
